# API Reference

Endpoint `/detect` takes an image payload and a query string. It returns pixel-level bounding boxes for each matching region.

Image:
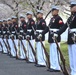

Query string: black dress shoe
[47,68,61,72]
[17,58,26,60]
[35,64,46,67]
[3,52,7,54]
[10,56,16,58]
[26,61,34,63]
[7,53,11,56]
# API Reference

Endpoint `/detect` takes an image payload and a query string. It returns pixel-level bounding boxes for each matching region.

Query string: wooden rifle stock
[0,41,3,52]
[39,38,50,69]
[20,38,28,61]
[27,38,37,64]
[11,37,18,59]
[54,37,69,75]
[6,36,11,55]
[2,38,10,53]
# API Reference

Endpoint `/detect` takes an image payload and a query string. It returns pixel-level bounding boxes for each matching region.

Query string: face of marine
[27,14,32,19]
[3,21,7,25]
[37,13,43,19]
[71,6,76,13]
[7,20,12,25]
[52,10,59,16]
[12,18,17,23]
[20,18,25,22]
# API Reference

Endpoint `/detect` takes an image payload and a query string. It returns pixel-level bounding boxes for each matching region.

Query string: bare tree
[0,0,73,20]
[0,0,27,18]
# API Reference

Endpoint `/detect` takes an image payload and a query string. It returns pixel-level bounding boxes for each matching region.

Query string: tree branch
[3,2,15,11]
[28,0,35,8]
[40,1,45,10]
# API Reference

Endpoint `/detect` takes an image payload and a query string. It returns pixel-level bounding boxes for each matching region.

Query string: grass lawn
[45,41,69,67]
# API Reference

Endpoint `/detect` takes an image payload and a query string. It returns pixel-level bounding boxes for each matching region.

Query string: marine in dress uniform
[19,15,27,59]
[2,19,8,54]
[10,16,19,57]
[55,2,76,75]
[42,6,64,71]
[26,11,35,63]
[35,10,47,67]
[7,18,13,56]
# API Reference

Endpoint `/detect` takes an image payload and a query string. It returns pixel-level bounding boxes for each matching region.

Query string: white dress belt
[50,29,59,32]
[36,30,43,33]
[27,29,32,32]
[12,31,15,34]
[20,30,24,33]
[3,31,6,33]
[70,29,76,33]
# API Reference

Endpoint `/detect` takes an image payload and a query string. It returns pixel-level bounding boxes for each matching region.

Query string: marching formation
[0,1,76,75]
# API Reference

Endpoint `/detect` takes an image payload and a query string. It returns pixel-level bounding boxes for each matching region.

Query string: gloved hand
[34,32,39,36]
[18,35,22,39]
[34,32,37,35]
[7,31,10,34]
[74,33,76,36]
[26,35,30,39]
[72,33,76,42]
[10,34,14,38]
[37,34,42,39]
[54,33,58,37]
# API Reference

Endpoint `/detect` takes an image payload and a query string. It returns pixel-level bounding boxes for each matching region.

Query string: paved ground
[0,53,64,75]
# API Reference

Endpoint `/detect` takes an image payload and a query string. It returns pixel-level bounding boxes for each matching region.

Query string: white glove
[18,35,22,38]
[26,35,30,39]
[10,34,14,38]
[54,33,58,37]
[7,31,10,33]
[72,33,76,41]
[74,33,76,36]
[34,32,37,35]
[10,34,14,37]
[37,34,42,39]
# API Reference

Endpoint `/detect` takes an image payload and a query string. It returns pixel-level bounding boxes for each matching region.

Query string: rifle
[39,38,50,69]
[27,38,37,64]
[6,35,11,55]
[32,26,50,68]
[0,41,3,53]
[45,10,51,20]
[2,37,10,54]
[2,28,9,53]
[11,36,18,59]
[53,36,69,75]
[19,36,28,61]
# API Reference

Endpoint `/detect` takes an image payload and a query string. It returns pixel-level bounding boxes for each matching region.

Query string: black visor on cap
[37,12,40,14]
[8,19,11,21]
[12,18,16,19]
[52,8,59,11]
[3,20,7,22]
[26,13,29,15]
[26,13,32,15]
[37,12,43,15]
[20,16,25,19]
[70,4,76,8]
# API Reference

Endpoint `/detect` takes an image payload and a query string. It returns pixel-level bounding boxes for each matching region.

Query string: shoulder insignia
[59,20,63,24]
